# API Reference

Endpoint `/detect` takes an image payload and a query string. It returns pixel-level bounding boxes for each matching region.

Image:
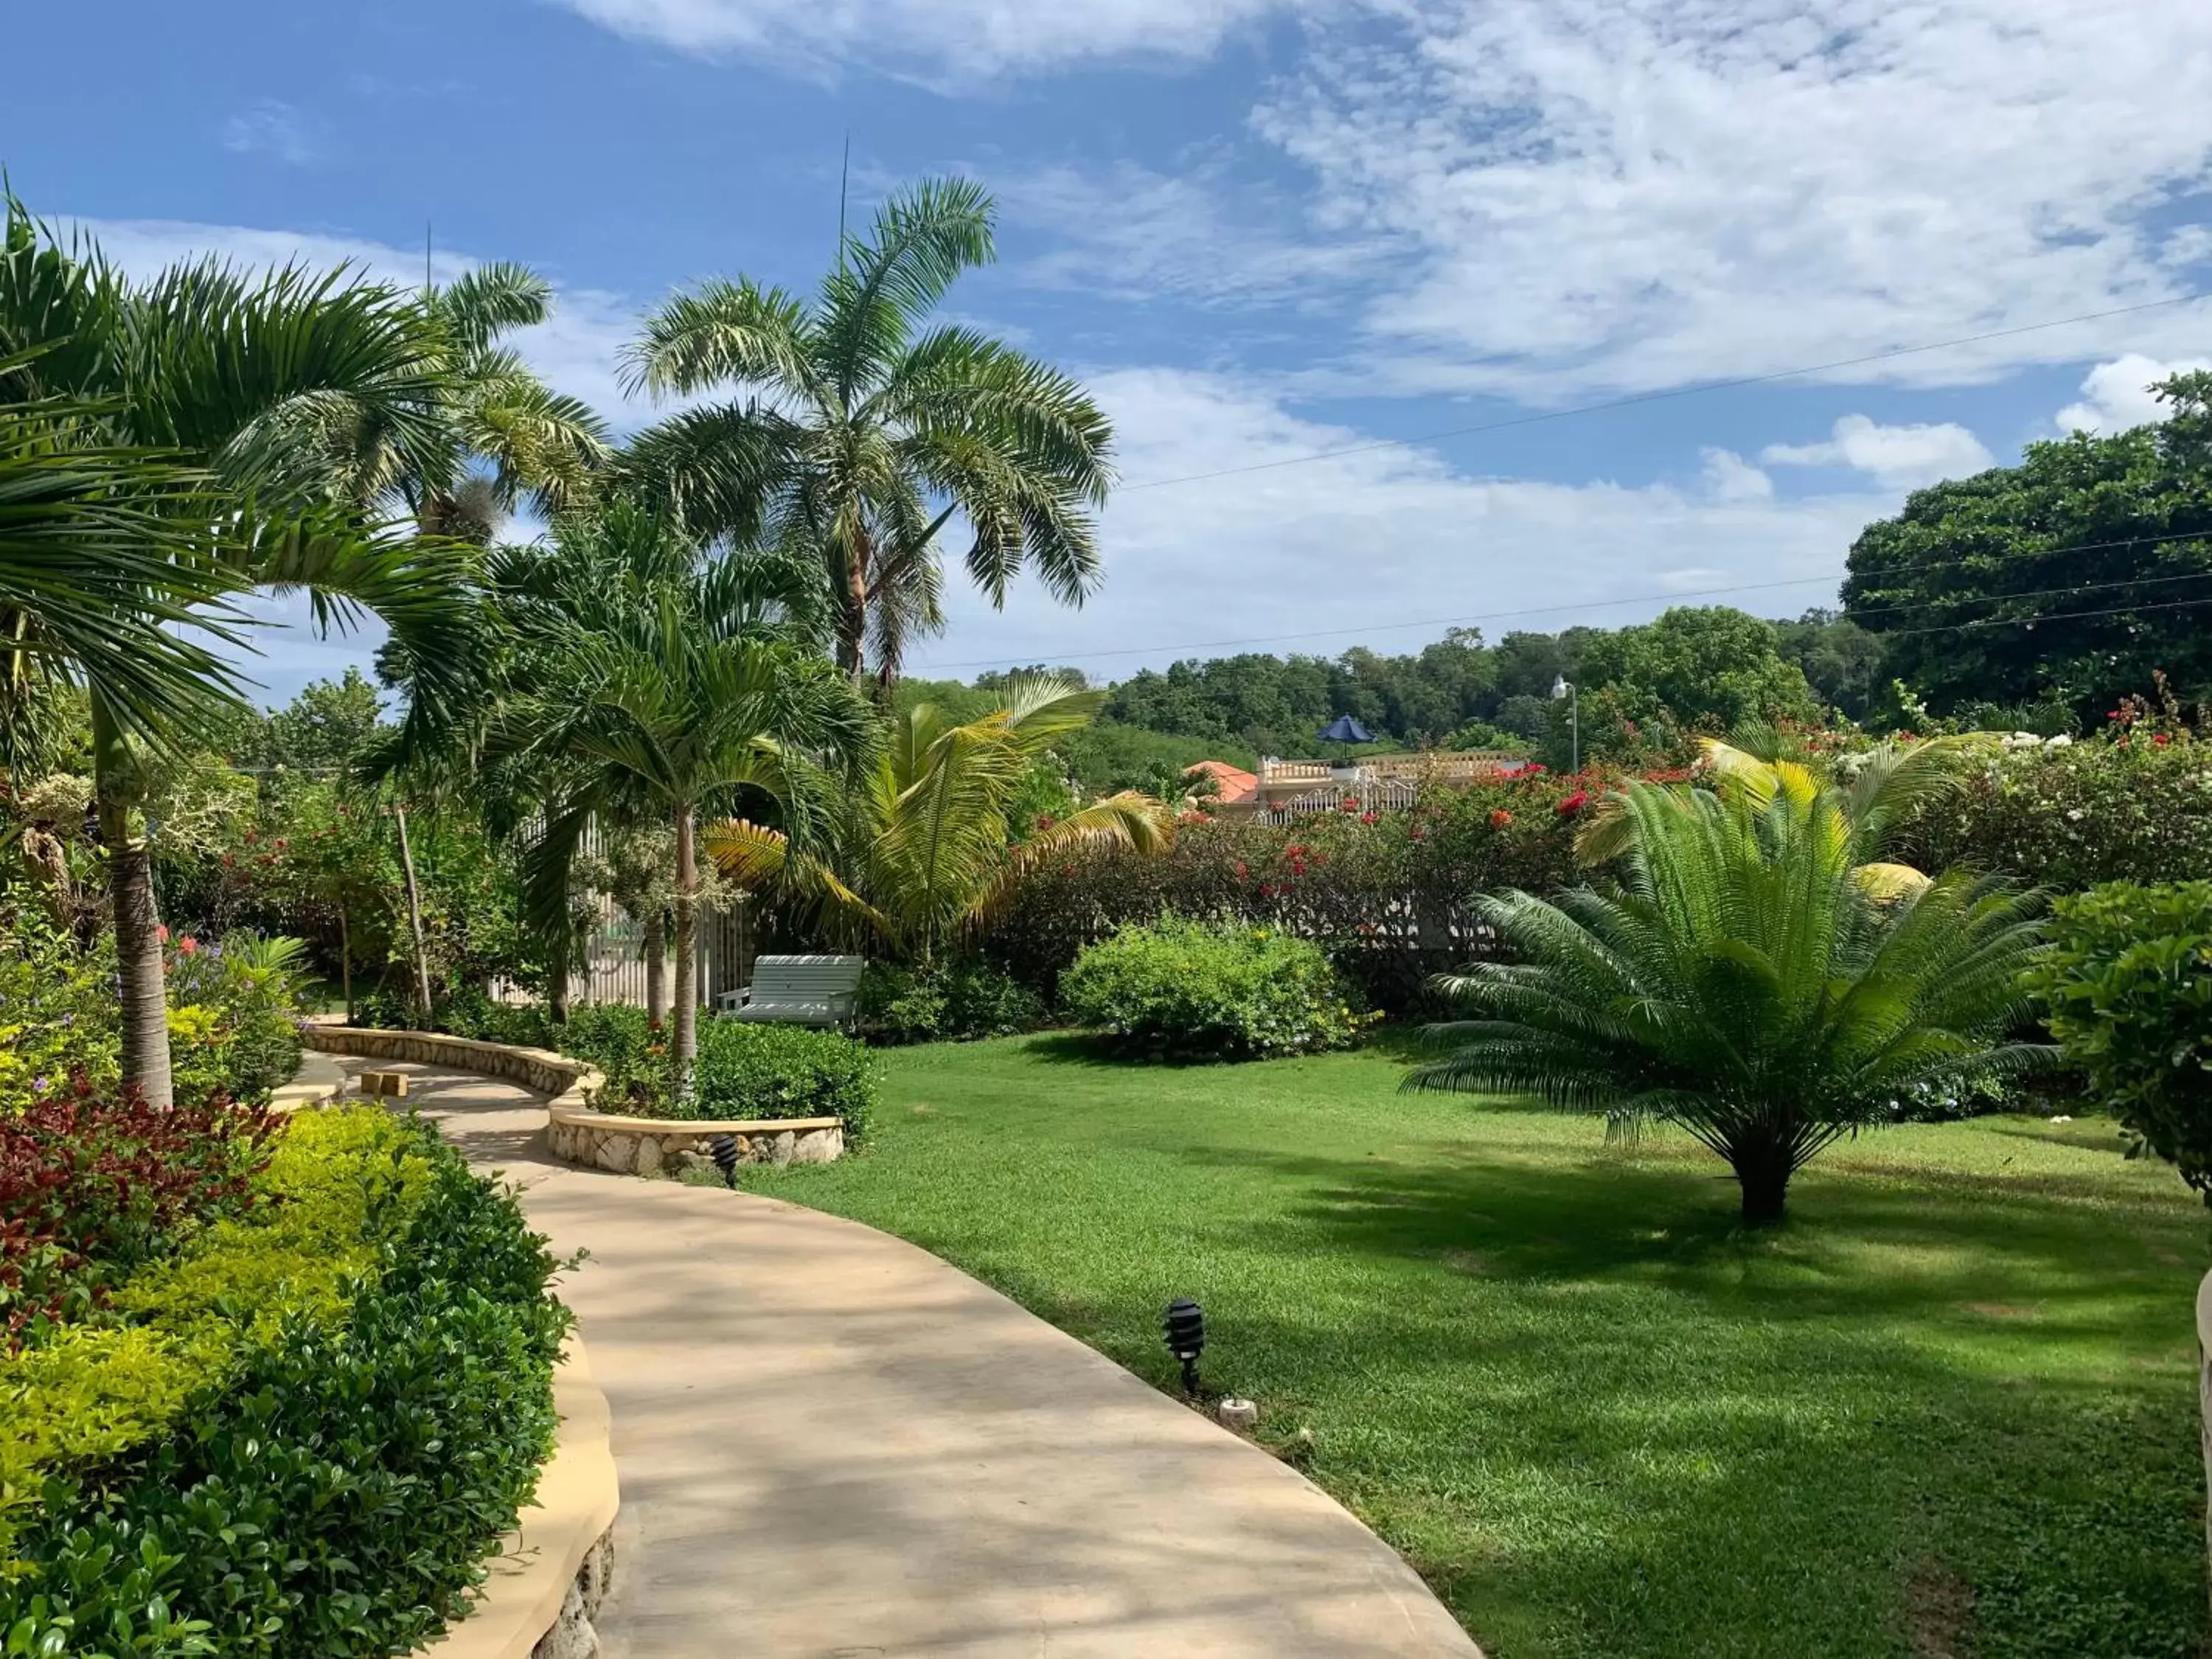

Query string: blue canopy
[1318,715,1377,745]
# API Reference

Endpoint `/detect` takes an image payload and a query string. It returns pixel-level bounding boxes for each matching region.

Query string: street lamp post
[1551,675,1579,774]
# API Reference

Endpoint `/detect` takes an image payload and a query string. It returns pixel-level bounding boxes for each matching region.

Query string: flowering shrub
[1060,916,1379,1061]
[2028,882,2212,1197]
[1901,727,2212,891]
[982,768,1589,1011]
[0,917,306,1113]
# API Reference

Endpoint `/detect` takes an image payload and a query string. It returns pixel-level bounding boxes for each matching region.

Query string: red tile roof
[1184,759,1258,803]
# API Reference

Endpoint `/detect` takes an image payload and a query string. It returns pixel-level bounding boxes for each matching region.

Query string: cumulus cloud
[546,0,1304,80]
[1699,448,1773,503]
[1238,0,2212,398]
[2056,353,2212,434]
[913,369,1894,676]
[1761,416,1993,489]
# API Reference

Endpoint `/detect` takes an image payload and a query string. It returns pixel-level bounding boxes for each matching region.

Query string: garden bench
[716,954,865,1029]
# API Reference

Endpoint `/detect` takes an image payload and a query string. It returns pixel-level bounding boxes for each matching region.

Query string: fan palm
[620,176,1113,684]
[488,501,877,1093]
[0,198,475,1105]
[704,675,1172,962]
[1408,776,2052,1224]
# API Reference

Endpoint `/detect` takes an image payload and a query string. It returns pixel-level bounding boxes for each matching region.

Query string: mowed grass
[736,1034,2209,1659]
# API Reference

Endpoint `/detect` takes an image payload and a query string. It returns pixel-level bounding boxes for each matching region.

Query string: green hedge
[0,1106,568,1657]
[1061,916,1378,1061]
[419,993,878,1141]
[855,958,1046,1046]
[2030,881,2212,1198]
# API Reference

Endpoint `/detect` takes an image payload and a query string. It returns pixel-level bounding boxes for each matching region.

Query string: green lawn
[735,1035,2209,1659]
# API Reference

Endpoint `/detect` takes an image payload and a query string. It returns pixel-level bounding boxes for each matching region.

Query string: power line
[1887,592,2212,639]
[1117,291,2211,493]
[910,526,2212,673]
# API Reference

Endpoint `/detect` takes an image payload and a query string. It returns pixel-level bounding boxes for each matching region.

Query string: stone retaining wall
[307,1023,845,1175]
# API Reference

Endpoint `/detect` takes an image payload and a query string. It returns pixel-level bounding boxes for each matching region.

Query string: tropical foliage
[1407,775,2053,1222]
[706,674,1172,962]
[622,177,1113,681]
[2031,880,2212,1198]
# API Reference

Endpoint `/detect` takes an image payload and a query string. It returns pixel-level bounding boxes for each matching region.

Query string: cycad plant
[1408,775,2051,1224]
[705,675,1172,961]
[622,177,1113,684]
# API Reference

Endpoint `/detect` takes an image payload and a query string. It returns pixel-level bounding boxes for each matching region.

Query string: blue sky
[11,0,2212,702]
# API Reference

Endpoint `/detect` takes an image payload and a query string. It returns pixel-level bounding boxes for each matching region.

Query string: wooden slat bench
[716,954,865,1029]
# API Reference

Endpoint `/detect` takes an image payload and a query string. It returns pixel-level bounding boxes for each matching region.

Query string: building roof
[1184,759,1258,804]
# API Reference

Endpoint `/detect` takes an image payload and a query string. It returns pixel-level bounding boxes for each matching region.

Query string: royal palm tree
[620,177,1113,685]
[490,501,877,1092]
[0,200,475,1105]
[705,675,1172,961]
[1408,776,2051,1224]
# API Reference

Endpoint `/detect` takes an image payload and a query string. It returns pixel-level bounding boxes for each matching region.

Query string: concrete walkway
[333,1054,1483,1659]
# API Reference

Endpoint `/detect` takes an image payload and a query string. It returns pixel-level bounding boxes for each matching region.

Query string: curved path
[331,1053,1483,1659]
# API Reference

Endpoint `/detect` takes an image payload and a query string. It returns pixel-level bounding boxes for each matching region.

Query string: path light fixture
[1551,675,1579,775]
[1163,1298,1206,1397]
[709,1133,740,1189]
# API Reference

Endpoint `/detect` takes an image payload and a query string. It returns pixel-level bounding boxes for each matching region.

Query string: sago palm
[0,198,475,1105]
[490,501,877,1093]
[705,675,1172,961]
[1408,776,2051,1224]
[620,177,1113,684]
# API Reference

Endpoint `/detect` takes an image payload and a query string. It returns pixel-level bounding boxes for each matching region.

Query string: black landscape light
[1163,1298,1206,1397]
[709,1133,740,1189]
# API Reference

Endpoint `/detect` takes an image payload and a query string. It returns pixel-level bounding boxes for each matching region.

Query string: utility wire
[1117,291,2210,493]
[911,526,2212,672]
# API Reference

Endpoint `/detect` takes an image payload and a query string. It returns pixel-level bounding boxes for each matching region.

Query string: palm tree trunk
[393,803,435,1019]
[91,700,173,1110]
[644,908,668,1026]
[672,805,698,1100]
[837,527,870,679]
[339,904,355,1025]
[1730,1135,1794,1226]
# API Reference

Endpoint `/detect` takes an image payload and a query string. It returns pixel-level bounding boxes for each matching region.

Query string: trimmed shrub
[0,1106,568,1657]
[2029,881,2212,1196]
[857,958,1046,1045]
[1061,916,1377,1061]
[422,992,878,1141]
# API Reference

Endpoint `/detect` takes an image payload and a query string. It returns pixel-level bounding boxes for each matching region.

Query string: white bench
[717,954,865,1029]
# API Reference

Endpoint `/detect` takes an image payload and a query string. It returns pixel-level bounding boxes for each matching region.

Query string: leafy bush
[0,1106,568,1657]
[983,769,1587,1012]
[857,958,1046,1045]
[2030,881,2212,1197]
[0,1083,274,1344]
[1061,916,1377,1061]
[0,915,306,1112]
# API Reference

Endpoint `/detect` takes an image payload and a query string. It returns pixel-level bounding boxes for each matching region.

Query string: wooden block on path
[358,1071,409,1099]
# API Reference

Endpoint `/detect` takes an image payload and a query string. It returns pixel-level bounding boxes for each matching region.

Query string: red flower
[176,936,199,956]
[1258,883,1276,898]
[2154,732,2172,745]
[1285,844,1308,859]
[1234,861,1250,879]
[1035,813,1057,830]
[1359,810,1378,824]
[1059,863,1077,877]
[1341,798,1360,811]
[1557,791,1589,816]
[156,925,170,945]
[1489,808,1514,828]
[1523,763,1546,776]
[1409,827,1427,841]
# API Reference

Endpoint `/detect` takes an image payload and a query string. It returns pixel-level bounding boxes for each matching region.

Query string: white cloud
[220,100,320,165]
[1699,448,1773,503]
[1762,415,1993,488]
[1240,0,2212,398]
[70,216,650,427]
[911,369,1893,677]
[2056,352,2212,434]
[547,0,1304,80]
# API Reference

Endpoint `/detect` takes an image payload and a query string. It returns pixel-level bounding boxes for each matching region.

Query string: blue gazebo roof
[1318,715,1377,745]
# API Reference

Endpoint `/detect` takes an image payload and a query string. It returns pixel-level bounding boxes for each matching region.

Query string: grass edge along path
[723,1034,2208,1659]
